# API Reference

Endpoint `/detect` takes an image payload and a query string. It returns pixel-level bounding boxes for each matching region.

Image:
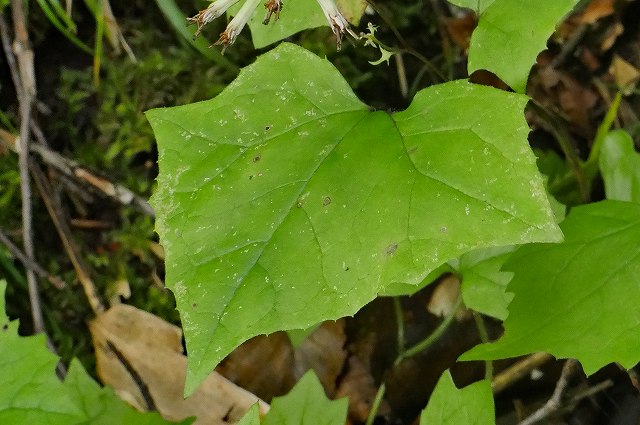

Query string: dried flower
[263,0,284,24]
[215,0,262,49]
[190,0,355,50]
[315,0,357,50]
[188,0,239,36]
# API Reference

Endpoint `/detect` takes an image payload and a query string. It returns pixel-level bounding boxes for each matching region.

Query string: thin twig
[394,53,409,99]
[30,162,106,314]
[0,127,154,217]
[3,1,45,333]
[0,228,65,289]
[518,359,579,425]
[492,352,554,394]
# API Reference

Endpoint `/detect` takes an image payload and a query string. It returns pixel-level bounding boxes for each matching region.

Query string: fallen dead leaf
[294,320,347,396]
[426,274,470,321]
[577,0,615,25]
[90,304,268,424]
[335,355,384,423]
[610,54,640,93]
[217,332,297,401]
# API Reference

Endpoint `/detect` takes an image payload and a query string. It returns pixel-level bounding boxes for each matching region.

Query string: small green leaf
[455,246,515,321]
[599,130,640,203]
[0,280,184,424]
[0,279,85,424]
[461,201,640,375]
[467,0,579,93]
[420,370,494,425]
[263,371,347,425]
[148,42,561,395]
[236,404,261,425]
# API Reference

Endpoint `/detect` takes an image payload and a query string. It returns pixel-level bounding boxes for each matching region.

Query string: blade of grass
[92,0,104,86]
[35,0,93,53]
[154,0,239,73]
[44,0,77,32]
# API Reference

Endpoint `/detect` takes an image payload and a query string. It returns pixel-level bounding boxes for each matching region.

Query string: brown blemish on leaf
[323,196,332,206]
[386,243,398,256]
[253,154,261,162]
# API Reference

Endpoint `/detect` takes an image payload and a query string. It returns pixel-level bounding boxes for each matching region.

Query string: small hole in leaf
[2,323,8,331]
[265,125,272,131]
[192,303,198,309]
[253,154,261,162]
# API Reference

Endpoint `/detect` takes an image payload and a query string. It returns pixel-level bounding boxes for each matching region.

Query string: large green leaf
[420,370,494,425]
[462,201,640,375]
[147,42,561,394]
[467,0,579,93]
[0,280,184,424]
[599,130,640,203]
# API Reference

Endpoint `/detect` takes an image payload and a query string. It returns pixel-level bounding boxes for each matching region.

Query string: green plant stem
[400,295,462,361]
[584,90,622,176]
[473,311,493,380]
[530,100,590,202]
[365,382,386,425]
[365,295,462,425]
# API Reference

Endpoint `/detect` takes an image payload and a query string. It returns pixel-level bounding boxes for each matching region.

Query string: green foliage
[599,130,640,203]
[462,201,640,375]
[148,41,562,394]
[467,0,579,93]
[455,247,515,321]
[419,370,494,425]
[238,371,348,425]
[0,280,187,424]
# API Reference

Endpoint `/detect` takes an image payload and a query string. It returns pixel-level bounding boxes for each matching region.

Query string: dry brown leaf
[90,304,268,424]
[217,332,296,401]
[577,0,615,24]
[610,55,640,93]
[445,14,477,51]
[335,355,384,423]
[294,320,347,396]
[426,274,470,321]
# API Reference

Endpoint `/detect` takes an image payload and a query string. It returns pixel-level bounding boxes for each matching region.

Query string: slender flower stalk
[314,0,357,50]
[215,0,262,49]
[188,0,239,36]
